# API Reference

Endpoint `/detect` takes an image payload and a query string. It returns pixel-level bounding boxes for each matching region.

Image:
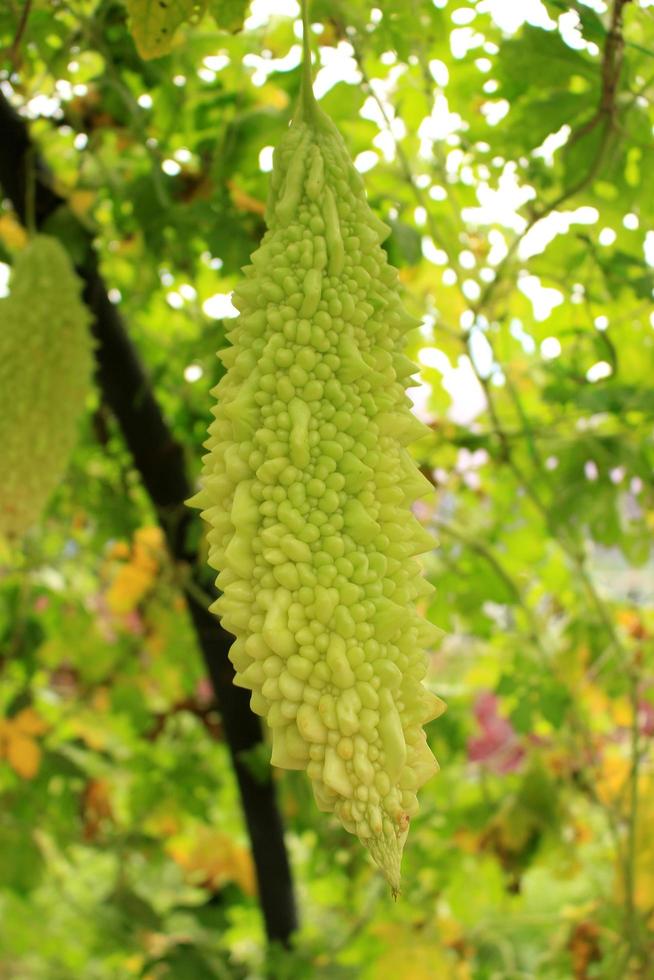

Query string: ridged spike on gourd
[394,353,420,383]
[421,690,447,723]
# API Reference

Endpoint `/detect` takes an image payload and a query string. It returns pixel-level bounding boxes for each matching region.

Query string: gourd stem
[300,0,315,114]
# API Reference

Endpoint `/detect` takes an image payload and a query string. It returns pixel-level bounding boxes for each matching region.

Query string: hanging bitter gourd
[190,15,443,893]
[0,235,93,540]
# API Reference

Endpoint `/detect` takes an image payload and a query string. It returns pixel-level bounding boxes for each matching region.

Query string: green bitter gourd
[190,18,444,893]
[0,235,93,540]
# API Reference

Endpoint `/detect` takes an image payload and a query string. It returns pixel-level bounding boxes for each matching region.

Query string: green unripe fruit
[190,76,444,894]
[0,235,93,539]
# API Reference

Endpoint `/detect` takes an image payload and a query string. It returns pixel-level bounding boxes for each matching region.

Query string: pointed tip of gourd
[366,831,405,897]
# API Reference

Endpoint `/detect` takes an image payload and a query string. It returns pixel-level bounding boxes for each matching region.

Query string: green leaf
[111,885,163,931]
[207,0,249,33]
[126,0,207,60]
[0,822,44,893]
[384,218,422,267]
[496,25,596,102]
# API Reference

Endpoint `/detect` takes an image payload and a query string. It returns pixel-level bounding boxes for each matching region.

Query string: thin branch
[434,518,545,652]
[473,0,632,317]
[622,664,644,970]
[351,0,634,660]
[350,38,461,274]
[9,0,32,69]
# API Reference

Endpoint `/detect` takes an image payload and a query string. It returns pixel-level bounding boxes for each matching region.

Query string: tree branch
[350,38,461,275]
[473,0,632,317]
[0,88,297,947]
[8,0,32,70]
[434,518,546,653]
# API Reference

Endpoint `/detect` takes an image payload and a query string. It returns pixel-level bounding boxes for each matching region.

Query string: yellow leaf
[134,525,164,550]
[438,914,464,945]
[106,562,154,614]
[6,733,41,779]
[144,808,182,837]
[614,776,654,910]
[82,778,114,841]
[13,706,48,736]
[582,681,609,717]
[143,933,172,957]
[595,748,630,806]
[616,609,646,639]
[572,819,593,845]
[168,827,256,896]
[228,180,266,217]
[372,923,461,979]
[133,525,164,573]
[610,697,632,728]
[144,630,165,655]
[91,687,111,712]
[452,828,482,854]
[123,954,145,975]
[0,214,28,250]
[69,190,96,219]
[126,0,206,60]
[256,84,289,111]
[108,540,130,559]
[69,715,108,751]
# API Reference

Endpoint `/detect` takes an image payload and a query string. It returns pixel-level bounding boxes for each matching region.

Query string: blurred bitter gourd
[0,235,93,539]
[190,32,444,893]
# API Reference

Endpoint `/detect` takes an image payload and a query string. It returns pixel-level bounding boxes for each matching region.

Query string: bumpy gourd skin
[0,235,93,540]
[191,91,443,892]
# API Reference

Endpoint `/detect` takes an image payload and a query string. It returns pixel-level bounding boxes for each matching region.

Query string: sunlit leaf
[208,0,249,33]
[126,0,207,59]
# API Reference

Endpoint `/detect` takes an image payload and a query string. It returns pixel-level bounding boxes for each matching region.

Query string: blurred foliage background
[2,0,654,976]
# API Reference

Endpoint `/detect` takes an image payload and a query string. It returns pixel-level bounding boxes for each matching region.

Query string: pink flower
[122,610,144,636]
[195,677,215,707]
[638,700,654,737]
[468,692,525,774]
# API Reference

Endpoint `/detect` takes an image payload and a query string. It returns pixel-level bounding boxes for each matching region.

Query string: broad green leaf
[208,0,249,33]
[126,0,206,59]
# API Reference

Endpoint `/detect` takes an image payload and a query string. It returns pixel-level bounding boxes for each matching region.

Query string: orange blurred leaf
[168,827,256,896]
[13,707,48,736]
[228,180,266,216]
[0,213,28,250]
[106,563,154,614]
[595,749,630,806]
[6,732,41,779]
[82,778,114,841]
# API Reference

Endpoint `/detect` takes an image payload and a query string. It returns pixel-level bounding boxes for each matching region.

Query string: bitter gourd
[0,235,93,539]
[190,19,443,893]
